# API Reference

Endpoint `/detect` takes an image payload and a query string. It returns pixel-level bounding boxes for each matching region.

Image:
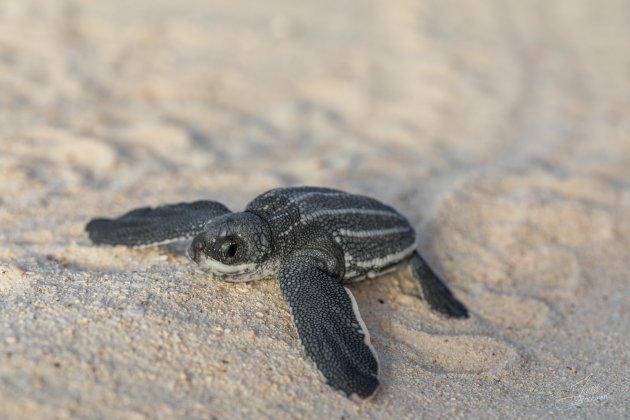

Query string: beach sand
[0,0,628,418]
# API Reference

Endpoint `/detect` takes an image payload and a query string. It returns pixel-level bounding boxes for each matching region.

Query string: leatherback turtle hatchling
[86,186,468,399]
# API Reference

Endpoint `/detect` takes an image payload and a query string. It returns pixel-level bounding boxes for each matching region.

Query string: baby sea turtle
[86,186,468,399]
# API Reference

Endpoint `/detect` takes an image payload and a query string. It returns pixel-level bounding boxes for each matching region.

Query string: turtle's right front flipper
[279,252,380,399]
[86,201,231,248]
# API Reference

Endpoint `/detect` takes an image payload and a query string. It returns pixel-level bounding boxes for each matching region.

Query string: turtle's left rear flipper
[86,201,231,248]
[410,251,469,318]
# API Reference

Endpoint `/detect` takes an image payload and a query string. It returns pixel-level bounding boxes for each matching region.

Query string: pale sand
[0,0,629,418]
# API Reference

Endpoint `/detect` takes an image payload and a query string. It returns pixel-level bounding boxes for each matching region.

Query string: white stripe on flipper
[301,208,401,223]
[130,235,194,249]
[355,241,417,268]
[338,226,411,238]
[344,287,380,399]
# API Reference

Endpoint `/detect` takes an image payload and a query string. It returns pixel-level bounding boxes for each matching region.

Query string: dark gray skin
[86,186,468,399]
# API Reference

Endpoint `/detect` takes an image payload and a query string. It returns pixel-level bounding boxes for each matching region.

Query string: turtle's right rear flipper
[409,251,469,318]
[86,201,231,248]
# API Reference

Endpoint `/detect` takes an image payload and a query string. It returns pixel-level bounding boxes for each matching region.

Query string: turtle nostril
[189,238,206,261]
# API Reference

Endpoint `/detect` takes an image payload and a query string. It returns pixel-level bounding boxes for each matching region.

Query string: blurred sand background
[1,0,629,418]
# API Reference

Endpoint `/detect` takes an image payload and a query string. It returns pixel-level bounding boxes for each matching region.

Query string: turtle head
[188,212,272,280]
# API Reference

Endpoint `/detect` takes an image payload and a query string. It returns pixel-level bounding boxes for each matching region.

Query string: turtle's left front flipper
[280,252,380,399]
[86,201,231,248]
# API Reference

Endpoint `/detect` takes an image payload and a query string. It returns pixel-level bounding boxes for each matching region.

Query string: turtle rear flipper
[410,251,469,318]
[280,252,380,399]
[86,201,231,248]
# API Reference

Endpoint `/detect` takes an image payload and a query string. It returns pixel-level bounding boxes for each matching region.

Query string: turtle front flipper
[410,251,469,318]
[280,252,380,399]
[86,201,231,248]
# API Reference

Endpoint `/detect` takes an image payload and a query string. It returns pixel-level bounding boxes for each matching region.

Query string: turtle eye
[220,240,239,261]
